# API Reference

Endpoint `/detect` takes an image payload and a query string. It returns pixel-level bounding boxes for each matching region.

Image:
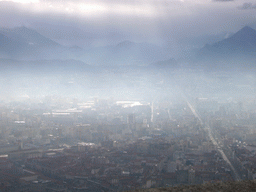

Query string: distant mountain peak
[239,26,255,33]
[5,26,38,35]
[0,26,66,60]
[229,26,256,40]
[200,26,256,51]
[196,26,256,67]
[2,26,61,47]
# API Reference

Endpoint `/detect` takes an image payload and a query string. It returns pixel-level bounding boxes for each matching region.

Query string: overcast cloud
[0,0,256,47]
[238,2,256,10]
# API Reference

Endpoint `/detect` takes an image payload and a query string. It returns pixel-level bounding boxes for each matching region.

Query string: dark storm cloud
[238,2,256,10]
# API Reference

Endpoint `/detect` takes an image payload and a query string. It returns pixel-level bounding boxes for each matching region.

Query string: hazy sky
[0,0,256,47]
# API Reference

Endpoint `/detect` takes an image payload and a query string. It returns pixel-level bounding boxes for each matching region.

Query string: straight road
[184,97,241,181]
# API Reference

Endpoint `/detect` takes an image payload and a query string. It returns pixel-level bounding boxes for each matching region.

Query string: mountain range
[81,40,171,66]
[196,26,256,68]
[0,27,171,65]
[0,27,66,60]
[0,26,255,69]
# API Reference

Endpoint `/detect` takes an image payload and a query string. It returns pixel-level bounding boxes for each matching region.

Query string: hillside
[132,180,256,192]
[0,27,66,60]
[194,26,256,70]
[198,26,256,58]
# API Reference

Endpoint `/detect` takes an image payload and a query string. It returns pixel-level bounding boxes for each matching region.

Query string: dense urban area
[1,83,256,191]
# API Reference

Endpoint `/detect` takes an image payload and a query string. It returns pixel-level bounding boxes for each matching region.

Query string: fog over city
[0,0,256,191]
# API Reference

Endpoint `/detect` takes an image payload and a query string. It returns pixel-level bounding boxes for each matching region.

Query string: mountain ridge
[131,180,256,192]
[0,26,255,68]
[198,26,256,58]
[0,26,67,60]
